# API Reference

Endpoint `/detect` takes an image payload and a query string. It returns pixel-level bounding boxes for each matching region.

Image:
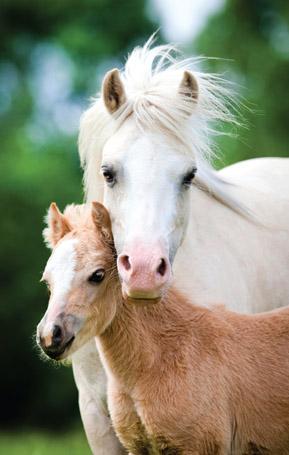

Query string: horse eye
[102,166,116,186]
[88,269,106,284]
[182,167,197,187]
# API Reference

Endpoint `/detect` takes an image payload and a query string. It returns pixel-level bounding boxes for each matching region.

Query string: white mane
[79,37,250,217]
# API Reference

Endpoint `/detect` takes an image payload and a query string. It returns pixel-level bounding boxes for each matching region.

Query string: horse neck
[98,288,214,388]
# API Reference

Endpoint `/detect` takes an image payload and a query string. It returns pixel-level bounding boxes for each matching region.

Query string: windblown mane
[79,37,249,216]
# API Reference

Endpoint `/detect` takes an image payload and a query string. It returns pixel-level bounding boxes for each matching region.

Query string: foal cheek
[66,287,91,319]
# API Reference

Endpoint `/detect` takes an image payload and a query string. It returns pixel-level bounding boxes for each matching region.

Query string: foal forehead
[44,237,78,279]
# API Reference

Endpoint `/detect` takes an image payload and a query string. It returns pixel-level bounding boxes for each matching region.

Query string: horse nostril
[52,324,63,347]
[157,258,167,277]
[120,255,131,271]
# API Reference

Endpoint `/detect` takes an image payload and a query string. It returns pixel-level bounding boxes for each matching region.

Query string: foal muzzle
[37,314,80,360]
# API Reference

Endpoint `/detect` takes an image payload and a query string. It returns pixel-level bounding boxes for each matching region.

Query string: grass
[0,430,91,455]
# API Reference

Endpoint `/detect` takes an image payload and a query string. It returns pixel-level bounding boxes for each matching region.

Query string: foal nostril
[157,258,167,277]
[119,255,131,271]
[52,324,63,347]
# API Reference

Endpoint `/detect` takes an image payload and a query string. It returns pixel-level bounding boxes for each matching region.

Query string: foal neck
[98,287,220,387]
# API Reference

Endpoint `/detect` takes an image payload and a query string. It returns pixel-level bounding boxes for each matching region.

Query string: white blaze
[43,238,78,322]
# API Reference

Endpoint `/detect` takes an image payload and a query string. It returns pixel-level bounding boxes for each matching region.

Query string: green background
[1,0,288,451]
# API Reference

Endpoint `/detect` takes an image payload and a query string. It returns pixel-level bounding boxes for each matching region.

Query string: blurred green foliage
[195,0,289,166]
[1,0,289,436]
[0,0,154,431]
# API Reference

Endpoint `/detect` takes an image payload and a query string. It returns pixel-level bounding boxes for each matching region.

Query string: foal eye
[101,166,116,186]
[88,269,106,284]
[182,167,197,187]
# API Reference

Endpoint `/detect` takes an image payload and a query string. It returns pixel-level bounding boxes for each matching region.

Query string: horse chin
[123,288,163,305]
[125,296,162,305]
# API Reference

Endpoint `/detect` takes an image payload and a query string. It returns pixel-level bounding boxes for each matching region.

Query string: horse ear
[102,68,126,114]
[179,70,198,102]
[91,202,113,241]
[43,203,72,249]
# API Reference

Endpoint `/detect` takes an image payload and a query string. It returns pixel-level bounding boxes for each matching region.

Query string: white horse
[40,40,289,453]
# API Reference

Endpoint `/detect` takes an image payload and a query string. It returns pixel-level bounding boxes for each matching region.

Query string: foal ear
[43,203,72,249]
[91,202,113,241]
[179,70,199,102]
[102,68,126,114]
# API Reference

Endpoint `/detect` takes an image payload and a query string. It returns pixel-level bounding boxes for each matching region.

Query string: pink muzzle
[117,242,171,300]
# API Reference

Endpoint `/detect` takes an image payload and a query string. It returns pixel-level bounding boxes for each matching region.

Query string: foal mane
[62,204,93,229]
[79,37,250,217]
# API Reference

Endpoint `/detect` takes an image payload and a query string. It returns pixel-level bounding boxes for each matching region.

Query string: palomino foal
[37,202,123,455]
[38,202,289,455]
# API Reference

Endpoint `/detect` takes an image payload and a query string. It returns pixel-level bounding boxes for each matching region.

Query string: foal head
[37,202,118,360]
